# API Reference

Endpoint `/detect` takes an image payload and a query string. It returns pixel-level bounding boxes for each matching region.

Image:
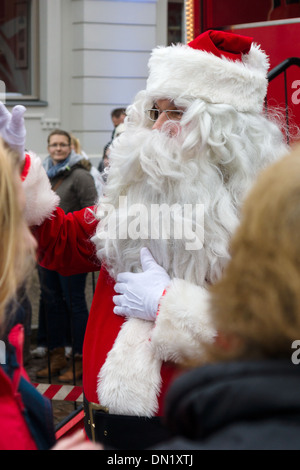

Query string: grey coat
[43,153,98,214]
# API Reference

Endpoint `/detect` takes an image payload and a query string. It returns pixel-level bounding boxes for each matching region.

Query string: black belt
[83,396,171,450]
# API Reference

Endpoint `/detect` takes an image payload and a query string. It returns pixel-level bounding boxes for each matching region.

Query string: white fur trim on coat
[97,317,162,417]
[151,278,216,363]
[22,151,60,226]
[146,43,269,113]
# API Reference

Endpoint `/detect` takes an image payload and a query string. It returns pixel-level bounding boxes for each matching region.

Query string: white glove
[113,247,171,321]
[0,102,26,160]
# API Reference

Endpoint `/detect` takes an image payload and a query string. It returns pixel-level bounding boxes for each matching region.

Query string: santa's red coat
[34,206,180,414]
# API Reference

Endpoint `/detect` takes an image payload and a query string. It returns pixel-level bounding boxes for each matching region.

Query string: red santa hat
[146,29,269,113]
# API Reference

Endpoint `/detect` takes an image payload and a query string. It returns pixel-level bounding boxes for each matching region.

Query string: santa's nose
[152,112,168,131]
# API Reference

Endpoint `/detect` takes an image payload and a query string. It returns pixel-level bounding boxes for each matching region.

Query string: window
[199,0,300,31]
[168,0,184,45]
[0,0,39,101]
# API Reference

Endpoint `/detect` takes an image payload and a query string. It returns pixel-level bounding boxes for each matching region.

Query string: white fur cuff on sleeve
[151,278,216,364]
[22,151,60,226]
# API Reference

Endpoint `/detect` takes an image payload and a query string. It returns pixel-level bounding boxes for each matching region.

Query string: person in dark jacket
[97,141,110,181]
[151,145,300,450]
[36,129,98,382]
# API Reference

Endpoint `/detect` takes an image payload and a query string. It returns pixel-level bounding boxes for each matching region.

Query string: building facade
[1,0,184,163]
[3,0,299,162]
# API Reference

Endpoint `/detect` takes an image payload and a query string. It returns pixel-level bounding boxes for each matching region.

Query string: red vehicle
[187,0,300,143]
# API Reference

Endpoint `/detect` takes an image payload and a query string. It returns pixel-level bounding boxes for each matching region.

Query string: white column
[69,0,159,159]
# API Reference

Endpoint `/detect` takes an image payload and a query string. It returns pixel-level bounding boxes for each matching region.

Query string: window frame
[2,0,40,103]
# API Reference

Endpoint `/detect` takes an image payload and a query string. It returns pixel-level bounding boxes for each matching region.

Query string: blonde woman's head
[0,139,36,335]
[206,144,300,362]
[71,135,81,154]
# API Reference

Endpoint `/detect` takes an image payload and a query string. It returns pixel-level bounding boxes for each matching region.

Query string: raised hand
[0,102,26,160]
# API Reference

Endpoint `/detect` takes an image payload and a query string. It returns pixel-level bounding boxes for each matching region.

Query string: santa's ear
[214,331,243,353]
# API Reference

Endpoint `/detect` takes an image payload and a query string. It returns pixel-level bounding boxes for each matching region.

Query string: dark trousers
[37,266,89,354]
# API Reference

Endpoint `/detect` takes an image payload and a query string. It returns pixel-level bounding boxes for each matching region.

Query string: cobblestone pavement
[25,267,99,428]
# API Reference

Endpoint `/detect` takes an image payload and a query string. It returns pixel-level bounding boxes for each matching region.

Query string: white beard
[92,121,241,286]
[92,92,287,286]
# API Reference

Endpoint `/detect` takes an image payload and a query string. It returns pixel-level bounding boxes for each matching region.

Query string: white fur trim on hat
[22,151,60,226]
[151,278,216,363]
[146,43,269,113]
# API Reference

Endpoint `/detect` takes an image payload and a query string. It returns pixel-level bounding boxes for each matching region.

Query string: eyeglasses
[145,108,184,122]
[48,143,70,148]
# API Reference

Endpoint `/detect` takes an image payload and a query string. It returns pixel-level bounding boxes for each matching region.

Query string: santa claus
[0,30,288,448]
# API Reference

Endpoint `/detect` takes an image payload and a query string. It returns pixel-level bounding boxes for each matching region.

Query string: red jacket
[0,325,37,450]
[0,324,56,450]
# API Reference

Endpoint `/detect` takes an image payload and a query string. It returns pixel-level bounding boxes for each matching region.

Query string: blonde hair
[71,135,81,154]
[206,143,300,362]
[0,139,35,334]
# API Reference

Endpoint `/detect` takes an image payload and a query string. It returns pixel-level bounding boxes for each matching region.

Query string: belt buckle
[88,402,109,443]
